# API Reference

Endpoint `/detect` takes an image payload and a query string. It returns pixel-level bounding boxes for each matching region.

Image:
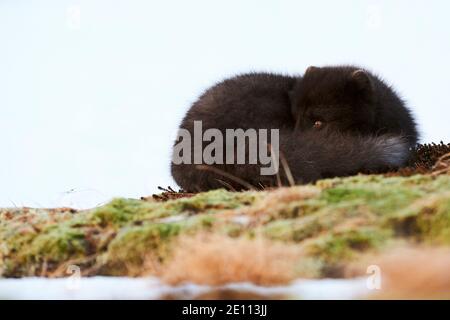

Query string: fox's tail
[172,129,412,191]
[282,131,412,183]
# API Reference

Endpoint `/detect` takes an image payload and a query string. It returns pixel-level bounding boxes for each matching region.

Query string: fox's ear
[349,69,374,97]
[305,66,319,75]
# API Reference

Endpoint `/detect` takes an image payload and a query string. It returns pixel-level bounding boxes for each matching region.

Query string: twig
[196,165,256,190]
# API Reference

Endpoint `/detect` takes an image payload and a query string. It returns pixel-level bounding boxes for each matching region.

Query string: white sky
[1,0,449,208]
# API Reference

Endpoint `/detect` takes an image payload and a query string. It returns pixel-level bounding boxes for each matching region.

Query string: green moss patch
[1,174,449,278]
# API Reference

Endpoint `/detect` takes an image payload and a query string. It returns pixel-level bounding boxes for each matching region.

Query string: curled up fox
[171,65,418,192]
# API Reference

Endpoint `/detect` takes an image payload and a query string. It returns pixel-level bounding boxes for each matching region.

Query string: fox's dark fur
[290,66,418,146]
[171,66,419,192]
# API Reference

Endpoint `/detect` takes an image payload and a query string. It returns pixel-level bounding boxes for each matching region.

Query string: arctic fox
[171,66,418,192]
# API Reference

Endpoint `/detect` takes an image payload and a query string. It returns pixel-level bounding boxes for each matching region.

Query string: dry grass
[431,152,450,176]
[158,234,303,286]
[388,142,450,177]
[347,246,450,299]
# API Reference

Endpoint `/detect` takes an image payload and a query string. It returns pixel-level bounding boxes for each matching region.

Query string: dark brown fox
[171,66,419,192]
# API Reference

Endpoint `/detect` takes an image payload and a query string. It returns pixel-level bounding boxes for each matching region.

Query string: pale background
[1,0,449,208]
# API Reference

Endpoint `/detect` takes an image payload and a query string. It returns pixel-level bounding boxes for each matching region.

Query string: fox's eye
[313,120,323,129]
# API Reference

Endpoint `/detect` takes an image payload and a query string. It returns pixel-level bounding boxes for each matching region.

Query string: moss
[89,198,153,226]
[306,228,391,262]
[422,198,450,243]
[24,227,87,262]
[294,227,392,277]
[386,192,450,243]
[89,189,258,226]
[100,222,181,274]
[322,187,377,204]
[0,189,256,277]
[1,174,450,278]
[1,225,88,276]
[268,201,324,220]
[263,218,324,242]
[320,177,426,216]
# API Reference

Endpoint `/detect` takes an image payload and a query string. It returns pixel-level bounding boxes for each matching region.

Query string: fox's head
[290,65,378,134]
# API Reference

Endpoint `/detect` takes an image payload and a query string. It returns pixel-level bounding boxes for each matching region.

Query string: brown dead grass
[158,233,303,286]
[147,186,196,202]
[347,246,450,299]
[431,152,450,176]
[387,142,450,177]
